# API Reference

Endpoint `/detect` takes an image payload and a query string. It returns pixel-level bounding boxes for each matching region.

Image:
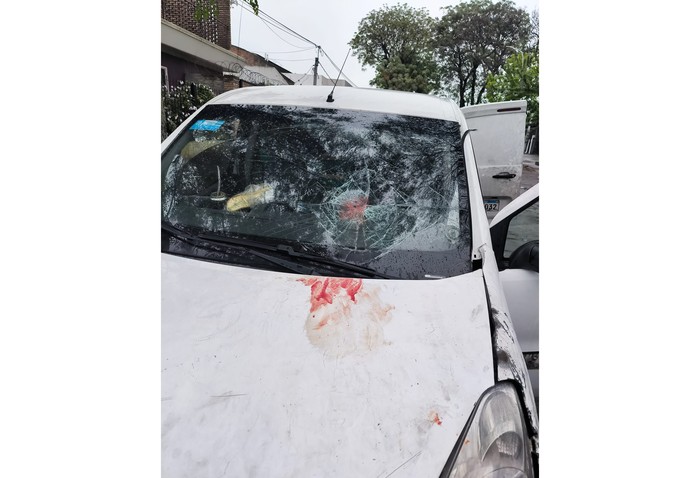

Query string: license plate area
[483,198,499,212]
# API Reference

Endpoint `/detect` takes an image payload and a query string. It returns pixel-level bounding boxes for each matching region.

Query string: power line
[270,57,315,62]
[252,47,315,55]
[235,5,327,85]
[237,3,317,49]
[318,61,333,82]
[295,65,315,84]
[237,2,242,47]
[321,48,357,87]
[240,5,310,49]
[232,4,358,87]
[254,7,319,47]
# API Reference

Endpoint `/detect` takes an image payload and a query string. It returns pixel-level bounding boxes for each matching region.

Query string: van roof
[211,85,461,122]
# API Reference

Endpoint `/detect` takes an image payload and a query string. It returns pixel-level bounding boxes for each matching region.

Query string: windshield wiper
[163,223,395,279]
[197,232,396,279]
[163,222,321,275]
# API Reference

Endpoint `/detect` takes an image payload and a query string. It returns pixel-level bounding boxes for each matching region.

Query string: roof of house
[282,73,352,87]
[240,66,293,86]
[161,19,246,74]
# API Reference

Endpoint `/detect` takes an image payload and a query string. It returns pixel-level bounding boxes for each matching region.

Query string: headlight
[444,382,534,478]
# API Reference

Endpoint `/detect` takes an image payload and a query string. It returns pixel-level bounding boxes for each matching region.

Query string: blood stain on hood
[429,411,443,426]
[298,278,393,357]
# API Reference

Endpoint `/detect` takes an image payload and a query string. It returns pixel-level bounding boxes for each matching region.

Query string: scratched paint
[299,278,393,357]
[478,244,539,446]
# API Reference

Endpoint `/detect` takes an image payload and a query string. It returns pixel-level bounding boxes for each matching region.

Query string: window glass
[162,104,472,279]
[504,201,539,257]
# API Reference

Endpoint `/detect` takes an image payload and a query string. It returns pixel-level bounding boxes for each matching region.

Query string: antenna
[326,48,351,103]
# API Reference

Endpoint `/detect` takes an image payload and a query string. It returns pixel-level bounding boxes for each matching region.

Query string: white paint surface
[162,253,495,477]
[500,268,538,353]
[210,84,461,121]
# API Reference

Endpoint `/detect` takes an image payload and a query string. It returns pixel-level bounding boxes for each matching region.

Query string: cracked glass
[162,104,472,279]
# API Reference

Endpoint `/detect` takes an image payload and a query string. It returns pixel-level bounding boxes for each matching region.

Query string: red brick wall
[230,47,260,66]
[162,0,231,49]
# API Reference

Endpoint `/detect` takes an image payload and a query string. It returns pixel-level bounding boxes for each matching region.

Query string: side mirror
[508,240,539,273]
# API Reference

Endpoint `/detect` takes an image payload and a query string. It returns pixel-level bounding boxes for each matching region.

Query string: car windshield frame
[162,103,473,280]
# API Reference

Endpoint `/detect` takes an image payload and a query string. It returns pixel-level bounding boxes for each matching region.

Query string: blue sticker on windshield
[190,119,225,131]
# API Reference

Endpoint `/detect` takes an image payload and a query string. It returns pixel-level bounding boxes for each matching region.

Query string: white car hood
[162,253,495,478]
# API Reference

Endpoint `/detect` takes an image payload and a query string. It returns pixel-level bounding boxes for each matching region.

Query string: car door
[461,100,527,220]
[490,183,539,406]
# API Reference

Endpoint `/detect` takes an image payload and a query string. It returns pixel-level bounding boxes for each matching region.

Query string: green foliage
[372,57,439,94]
[245,0,259,15]
[350,3,439,93]
[195,0,259,21]
[161,82,216,140]
[194,0,218,21]
[434,0,532,107]
[486,52,539,124]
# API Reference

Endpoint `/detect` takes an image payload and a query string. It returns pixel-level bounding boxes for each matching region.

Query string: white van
[461,100,527,219]
[161,86,538,477]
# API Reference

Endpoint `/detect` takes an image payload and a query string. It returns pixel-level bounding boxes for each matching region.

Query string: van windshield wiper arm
[163,222,320,275]
[197,233,396,279]
[163,222,395,279]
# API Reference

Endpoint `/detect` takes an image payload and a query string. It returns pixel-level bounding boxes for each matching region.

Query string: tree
[528,9,539,52]
[485,51,539,125]
[350,3,439,93]
[434,0,532,107]
[373,56,440,94]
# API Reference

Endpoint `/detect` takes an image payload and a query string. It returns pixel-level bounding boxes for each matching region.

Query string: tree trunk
[468,70,477,106]
[461,63,478,107]
[476,83,487,104]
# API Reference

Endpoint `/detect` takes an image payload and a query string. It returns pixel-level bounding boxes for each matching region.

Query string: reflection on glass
[162,104,472,279]
[504,202,539,258]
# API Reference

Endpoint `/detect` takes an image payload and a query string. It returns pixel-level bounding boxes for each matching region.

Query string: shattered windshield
[161,104,472,279]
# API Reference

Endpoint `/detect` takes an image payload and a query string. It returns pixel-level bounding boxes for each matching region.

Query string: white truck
[461,100,527,220]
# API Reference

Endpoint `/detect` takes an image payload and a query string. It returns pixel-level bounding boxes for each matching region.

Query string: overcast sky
[233,0,539,88]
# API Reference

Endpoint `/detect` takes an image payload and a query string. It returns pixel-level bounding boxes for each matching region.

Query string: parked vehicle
[161,85,538,477]
[490,184,539,405]
[461,100,527,220]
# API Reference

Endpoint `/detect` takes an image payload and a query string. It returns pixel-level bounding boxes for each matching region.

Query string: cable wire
[241,6,310,49]
[255,7,318,47]
[295,64,314,84]
[320,48,357,87]
[252,47,315,55]
[318,61,333,82]
[237,3,317,48]
[270,57,315,62]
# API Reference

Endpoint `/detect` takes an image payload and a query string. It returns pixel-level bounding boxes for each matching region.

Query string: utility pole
[313,46,320,85]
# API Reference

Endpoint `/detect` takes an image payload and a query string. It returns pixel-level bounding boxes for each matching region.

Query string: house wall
[229,47,281,69]
[162,51,225,94]
[223,76,256,91]
[162,0,231,50]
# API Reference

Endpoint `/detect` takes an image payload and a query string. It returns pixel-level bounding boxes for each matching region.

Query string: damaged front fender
[479,244,539,451]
